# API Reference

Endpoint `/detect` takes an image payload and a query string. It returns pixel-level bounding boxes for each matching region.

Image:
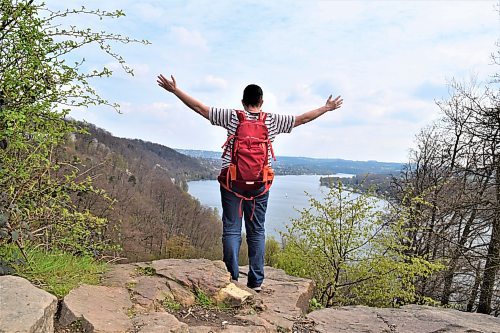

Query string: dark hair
[242,84,263,107]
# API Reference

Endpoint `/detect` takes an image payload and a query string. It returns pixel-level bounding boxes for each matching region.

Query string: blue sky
[49,0,499,162]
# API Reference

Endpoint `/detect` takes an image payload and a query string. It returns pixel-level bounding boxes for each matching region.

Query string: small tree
[0,1,148,256]
[264,236,281,267]
[277,182,442,307]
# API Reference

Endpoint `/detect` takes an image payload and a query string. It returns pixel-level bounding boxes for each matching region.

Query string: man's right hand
[294,94,344,127]
[324,94,343,112]
[157,74,177,93]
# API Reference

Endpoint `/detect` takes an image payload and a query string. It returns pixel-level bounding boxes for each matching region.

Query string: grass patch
[127,306,138,318]
[68,319,84,331]
[0,244,107,298]
[309,297,324,311]
[216,300,232,310]
[135,266,156,276]
[194,288,233,310]
[277,325,288,333]
[162,296,181,311]
[126,281,137,290]
[195,288,214,308]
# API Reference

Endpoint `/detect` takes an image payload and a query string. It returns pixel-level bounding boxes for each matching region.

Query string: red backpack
[218,110,276,201]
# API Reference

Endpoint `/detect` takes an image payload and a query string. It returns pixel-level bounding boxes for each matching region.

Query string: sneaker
[250,285,262,293]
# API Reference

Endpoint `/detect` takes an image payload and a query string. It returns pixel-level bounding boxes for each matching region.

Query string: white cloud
[263,91,279,114]
[52,0,499,162]
[171,26,209,51]
[133,3,165,20]
[191,75,228,92]
[204,75,227,89]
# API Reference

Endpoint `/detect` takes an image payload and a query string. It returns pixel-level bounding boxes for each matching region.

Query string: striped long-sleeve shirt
[209,107,295,169]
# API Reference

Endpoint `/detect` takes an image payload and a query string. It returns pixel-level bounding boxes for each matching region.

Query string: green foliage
[264,236,281,267]
[276,182,443,307]
[219,233,281,267]
[238,234,249,266]
[126,306,137,318]
[135,265,156,276]
[193,288,231,310]
[309,297,324,311]
[162,296,181,311]
[235,235,281,267]
[216,300,232,310]
[125,281,137,289]
[0,1,147,255]
[0,243,107,298]
[195,288,214,308]
[68,319,84,331]
[419,296,441,307]
[165,235,195,259]
[276,326,287,333]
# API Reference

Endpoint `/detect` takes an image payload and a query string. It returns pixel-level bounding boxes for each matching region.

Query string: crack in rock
[377,313,398,333]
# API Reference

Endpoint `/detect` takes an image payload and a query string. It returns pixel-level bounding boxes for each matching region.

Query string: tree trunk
[477,162,500,314]
[441,208,477,305]
[467,262,482,312]
[441,269,455,306]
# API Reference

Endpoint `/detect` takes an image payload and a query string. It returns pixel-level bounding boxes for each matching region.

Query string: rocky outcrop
[3,259,499,333]
[237,265,315,331]
[0,275,58,333]
[308,305,500,333]
[58,259,315,332]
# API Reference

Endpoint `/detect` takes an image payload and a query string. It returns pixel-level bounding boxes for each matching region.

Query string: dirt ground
[54,304,320,333]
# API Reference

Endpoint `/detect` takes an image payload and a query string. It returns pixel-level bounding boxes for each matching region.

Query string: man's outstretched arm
[294,95,343,127]
[157,74,210,119]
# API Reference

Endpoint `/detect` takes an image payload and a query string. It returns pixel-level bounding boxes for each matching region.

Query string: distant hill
[64,123,222,262]
[176,149,403,176]
[320,173,396,198]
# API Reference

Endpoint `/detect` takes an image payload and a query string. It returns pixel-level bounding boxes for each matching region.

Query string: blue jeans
[220,185,269,288]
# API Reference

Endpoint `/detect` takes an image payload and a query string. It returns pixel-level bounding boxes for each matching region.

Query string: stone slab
[307,305,500,333]
[59,284,133,332]
[0,275,58,333]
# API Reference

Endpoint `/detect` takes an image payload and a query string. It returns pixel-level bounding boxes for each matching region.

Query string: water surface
[187,174,354,239]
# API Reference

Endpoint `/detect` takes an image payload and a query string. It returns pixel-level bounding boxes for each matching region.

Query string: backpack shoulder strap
[236,110,246,122]
[258,111,267,122]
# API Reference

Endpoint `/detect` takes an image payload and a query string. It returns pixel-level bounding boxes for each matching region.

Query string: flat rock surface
[59,284,134,332]
[238,265,315,331]
[152,259,230,297]
[0,275,58,333]
[133,312,189,333]
[100,263,137,288]
[131,275,174,308]
[188,324,267,333]
[307,305,500,333]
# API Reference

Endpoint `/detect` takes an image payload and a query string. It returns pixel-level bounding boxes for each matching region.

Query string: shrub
[277,182,443,307]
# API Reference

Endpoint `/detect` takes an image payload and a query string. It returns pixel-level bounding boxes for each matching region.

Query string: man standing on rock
[157,73,343,291]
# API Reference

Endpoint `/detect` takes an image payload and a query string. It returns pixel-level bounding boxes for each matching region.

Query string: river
[187,174,355,239]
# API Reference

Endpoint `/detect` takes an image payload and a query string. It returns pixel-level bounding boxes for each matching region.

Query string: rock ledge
[2,259,499,333]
